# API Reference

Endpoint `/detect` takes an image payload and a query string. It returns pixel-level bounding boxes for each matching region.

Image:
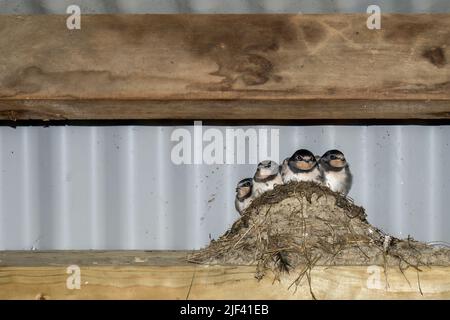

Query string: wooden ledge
[0,14,450,120]
[0,251,449,299]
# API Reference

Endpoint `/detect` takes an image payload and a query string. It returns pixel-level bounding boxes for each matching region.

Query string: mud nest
[189,182,450,282]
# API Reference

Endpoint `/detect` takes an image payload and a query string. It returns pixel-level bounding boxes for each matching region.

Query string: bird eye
[330,155,337,160]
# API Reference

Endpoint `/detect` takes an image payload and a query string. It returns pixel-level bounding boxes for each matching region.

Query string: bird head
[236,178,253,199]
[255,160,279,179]
[320,149,348,169]
[289,149,317,171]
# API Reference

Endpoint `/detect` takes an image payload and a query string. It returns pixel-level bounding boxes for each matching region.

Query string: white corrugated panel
[0,125,449,250]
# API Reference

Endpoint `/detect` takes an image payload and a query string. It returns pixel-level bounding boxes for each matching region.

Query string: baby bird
[281,149,322,184]
[235,178,254,215]
[252,160,283,197]
[319,149,352,195]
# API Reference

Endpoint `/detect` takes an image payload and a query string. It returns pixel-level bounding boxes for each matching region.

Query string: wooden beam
[1,251,449,299]
[0,14,449,120]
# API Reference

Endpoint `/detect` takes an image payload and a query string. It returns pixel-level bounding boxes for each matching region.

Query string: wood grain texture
[0,250,189,266]
[0,14,449,120]
[1,251,449,299]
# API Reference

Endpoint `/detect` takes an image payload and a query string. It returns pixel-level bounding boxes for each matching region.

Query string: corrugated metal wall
[0,1,449,250]
[1,125,449,250]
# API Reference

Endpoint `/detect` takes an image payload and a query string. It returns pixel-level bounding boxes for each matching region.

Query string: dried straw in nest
[188,181,450,289]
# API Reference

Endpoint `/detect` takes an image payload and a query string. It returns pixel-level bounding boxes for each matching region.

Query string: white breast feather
[236,197,253,214]
[324,170,347,193]
[282,163,322,184]
[252,174,283,197]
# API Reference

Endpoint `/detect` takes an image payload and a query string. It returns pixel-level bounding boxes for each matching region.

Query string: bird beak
[330,158,346,168]
[296,160,314,170]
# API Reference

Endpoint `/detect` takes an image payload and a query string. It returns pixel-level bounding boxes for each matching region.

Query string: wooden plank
[1,251,449,299]
[1,99,450,120]
[0,14,449,120]
[0,250,189,266]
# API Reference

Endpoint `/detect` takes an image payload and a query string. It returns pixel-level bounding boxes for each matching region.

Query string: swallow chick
[235,178,254,215]
[319,149,353,195]
[252,160,283,197]
[281,149,322,184]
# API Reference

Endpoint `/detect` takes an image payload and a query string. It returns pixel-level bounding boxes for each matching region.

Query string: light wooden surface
[0,251,449,299]
[0,14,450,120]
